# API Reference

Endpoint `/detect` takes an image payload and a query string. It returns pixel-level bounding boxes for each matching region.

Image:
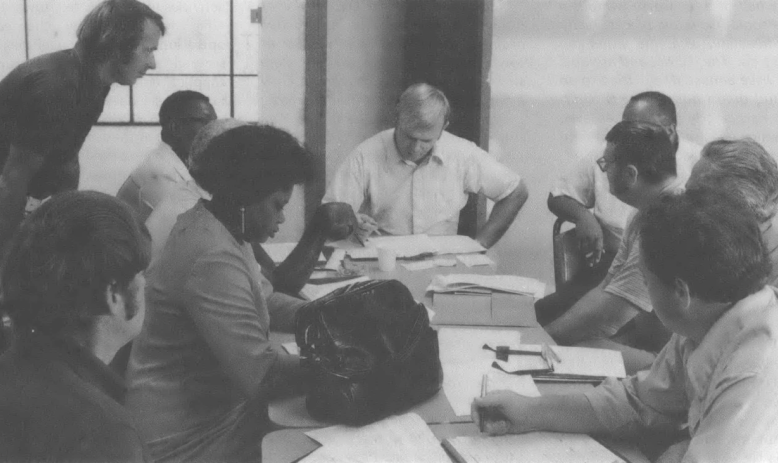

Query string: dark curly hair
[189,124,314,206]
[2,191,150,338]
[639,188,771,303]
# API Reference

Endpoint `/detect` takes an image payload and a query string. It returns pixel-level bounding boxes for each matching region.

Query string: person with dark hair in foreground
[127,125,313,461]
[0,191,151,461]
[474,189,778,463]
[0,0,164,254]
[117,90,216,223]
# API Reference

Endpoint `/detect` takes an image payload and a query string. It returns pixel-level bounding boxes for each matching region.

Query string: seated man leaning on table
[545,120,683,374]
[538,91,700,324]
[146,118,356,296]
[117,90,216,223]
[323,82,528,248]
[0,191,150,461]
[473,189,778,463]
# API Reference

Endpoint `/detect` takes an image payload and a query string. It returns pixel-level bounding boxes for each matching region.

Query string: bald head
[622,91,678,147]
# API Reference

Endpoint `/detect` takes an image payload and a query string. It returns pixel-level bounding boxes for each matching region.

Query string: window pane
[99,86,131,123]
[234,0,260,75]
[27,0,93,57]
[234,76,259,121]
[0,0,27,77]
[131,76,230,123]
[145,0,231,75]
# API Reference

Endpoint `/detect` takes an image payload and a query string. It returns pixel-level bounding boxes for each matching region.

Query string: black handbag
[294,279,443,425]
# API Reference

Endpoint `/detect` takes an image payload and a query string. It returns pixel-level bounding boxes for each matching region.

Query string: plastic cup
[377,247,396,272]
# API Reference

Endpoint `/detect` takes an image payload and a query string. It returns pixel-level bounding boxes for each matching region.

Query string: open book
[443,432,626,463]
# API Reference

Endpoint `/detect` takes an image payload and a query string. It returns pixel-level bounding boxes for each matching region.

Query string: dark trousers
[535,251,616,326]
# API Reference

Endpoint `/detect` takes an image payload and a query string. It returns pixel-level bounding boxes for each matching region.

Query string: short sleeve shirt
[0,48,110,198]
[551,138,701,254]
[323,129,521,236]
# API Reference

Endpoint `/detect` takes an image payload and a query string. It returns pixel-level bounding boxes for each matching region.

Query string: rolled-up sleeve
[584,336,689,437]
[463,147,521,202]
[183,250,279,399]
[550,157,597,208]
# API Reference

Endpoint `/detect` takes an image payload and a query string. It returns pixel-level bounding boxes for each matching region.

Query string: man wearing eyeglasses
[544,120,685,374]
[117,90,216,223]
[536,92,700,326]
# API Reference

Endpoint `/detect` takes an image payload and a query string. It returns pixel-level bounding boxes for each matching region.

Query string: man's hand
[471,390,535,436]
[574,213,604,267]
[313,202,358,241]
[356,213,379,243]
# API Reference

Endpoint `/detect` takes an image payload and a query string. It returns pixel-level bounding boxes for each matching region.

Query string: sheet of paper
[492,344,626,379]
[433,257,458,267]
[484,370,541,397]
[264,242,325,264]
[346,234,438,260]
[302,413,449,463]
[457,253,495,267]
[428,235,486,255]
[282,342,299,355]
[443,432,625,463]
[427,274,546,298]
[300,276,370,301]
[438,327,522,416]
[402,260,437,271]
[324,249,346,270]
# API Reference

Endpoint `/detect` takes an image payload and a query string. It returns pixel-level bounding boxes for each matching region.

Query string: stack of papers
[329,234,486,260]
[427,274,546,298]
[488,344,627,382]
[300,413,449,463]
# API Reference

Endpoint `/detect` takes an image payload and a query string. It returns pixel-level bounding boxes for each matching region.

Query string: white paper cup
[377,247,396,272]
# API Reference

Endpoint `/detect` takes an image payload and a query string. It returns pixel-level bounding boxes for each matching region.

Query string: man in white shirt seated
[473,189,778,463]
[116,90,216,222]
[323,83,528,248]
[538,91,700,325]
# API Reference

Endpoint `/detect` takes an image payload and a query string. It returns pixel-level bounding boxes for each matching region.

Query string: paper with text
[438,327,522,416]
[443,432,625,463]
[302,413,449,463]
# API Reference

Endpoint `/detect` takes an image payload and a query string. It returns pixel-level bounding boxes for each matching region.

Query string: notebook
[443,432,626,463]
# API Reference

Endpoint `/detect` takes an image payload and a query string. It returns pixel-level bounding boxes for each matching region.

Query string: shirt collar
[386,129,445,167]
[685,286,777,394]
[17,331,127,404]
[159,141,194,183]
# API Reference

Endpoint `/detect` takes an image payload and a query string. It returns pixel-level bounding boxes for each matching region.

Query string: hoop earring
[240,206,246,236]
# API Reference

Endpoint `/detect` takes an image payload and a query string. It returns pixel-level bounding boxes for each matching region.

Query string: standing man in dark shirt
[0,0,165,253]
[0,191,151,461]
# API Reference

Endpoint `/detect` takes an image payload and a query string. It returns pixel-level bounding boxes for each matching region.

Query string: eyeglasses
[596,156,610,173]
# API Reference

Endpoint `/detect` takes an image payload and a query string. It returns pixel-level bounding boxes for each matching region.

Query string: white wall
[489,0,778,288]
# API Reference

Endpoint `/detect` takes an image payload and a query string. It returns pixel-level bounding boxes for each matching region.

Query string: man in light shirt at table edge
[473,189,778,463]
[322,83,528,249]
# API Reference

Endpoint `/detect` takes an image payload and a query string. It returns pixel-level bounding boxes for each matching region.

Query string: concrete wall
[489,0,778,288]
[325,0,406,175]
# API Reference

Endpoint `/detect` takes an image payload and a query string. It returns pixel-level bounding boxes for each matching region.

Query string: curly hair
[2,191,150,338]
[189,124,313,206]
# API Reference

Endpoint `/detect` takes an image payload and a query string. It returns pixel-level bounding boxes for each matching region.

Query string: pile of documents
[330,234,487,260]
[426,274,546,298]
